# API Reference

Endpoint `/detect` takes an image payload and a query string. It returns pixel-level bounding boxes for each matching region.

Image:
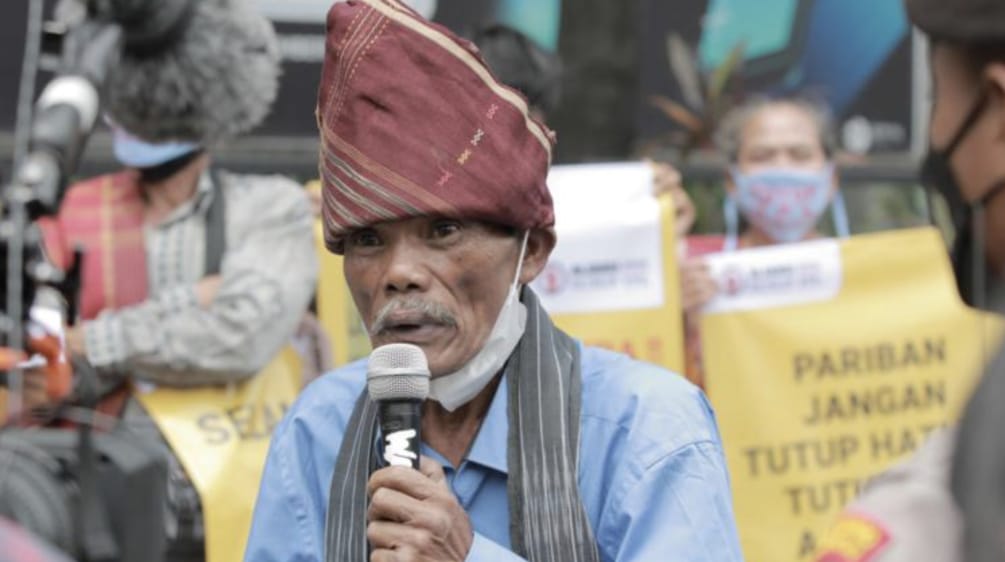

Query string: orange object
[0,347,28,371]
[25,332,71,402]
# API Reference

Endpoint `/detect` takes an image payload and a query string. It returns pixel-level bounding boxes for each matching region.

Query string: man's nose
[382,241,430,293]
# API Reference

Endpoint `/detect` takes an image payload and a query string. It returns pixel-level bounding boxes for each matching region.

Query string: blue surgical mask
[729,165,835,244]
[112,127,199,168]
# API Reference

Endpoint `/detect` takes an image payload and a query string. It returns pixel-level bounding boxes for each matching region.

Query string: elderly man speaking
[245,1,742,560]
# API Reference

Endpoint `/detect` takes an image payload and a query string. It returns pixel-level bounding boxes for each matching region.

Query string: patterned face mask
[730,165,835,243]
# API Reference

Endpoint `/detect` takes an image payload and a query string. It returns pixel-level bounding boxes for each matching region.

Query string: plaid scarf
[39,171,148,321]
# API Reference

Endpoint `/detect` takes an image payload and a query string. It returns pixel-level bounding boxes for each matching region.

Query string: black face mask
[921,91,1005,309]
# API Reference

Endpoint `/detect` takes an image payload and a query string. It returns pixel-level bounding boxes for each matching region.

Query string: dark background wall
[0,0,927,237]
[551,0,640,163]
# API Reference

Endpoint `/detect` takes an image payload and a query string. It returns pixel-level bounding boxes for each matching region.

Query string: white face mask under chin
[428,232,530,412]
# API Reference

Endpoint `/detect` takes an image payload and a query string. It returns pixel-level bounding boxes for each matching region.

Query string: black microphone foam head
[102,0,281,145]
[86,0,197,54]
[367,344,431,402]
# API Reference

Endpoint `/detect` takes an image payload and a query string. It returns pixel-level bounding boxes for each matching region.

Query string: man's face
[930,43,1005,273]
[736,104,829,173]
[929,44,1003,202]
[342,216,551,376]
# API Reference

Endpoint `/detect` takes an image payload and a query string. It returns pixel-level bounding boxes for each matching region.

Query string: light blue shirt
[245,345,743,561]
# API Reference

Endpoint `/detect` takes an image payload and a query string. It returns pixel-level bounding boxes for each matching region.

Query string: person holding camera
[21,2,317,559]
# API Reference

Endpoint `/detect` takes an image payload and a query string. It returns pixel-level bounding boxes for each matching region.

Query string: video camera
[0,1,194,560]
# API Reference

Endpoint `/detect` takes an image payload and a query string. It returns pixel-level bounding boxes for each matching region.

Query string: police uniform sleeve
[814,428,960,562]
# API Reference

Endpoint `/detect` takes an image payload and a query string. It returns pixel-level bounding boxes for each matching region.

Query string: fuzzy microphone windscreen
[100,0,281,145]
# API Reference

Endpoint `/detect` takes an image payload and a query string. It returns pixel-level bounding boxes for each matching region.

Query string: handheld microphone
[367,344,430,469]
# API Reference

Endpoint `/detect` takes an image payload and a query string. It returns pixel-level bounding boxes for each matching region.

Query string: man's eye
[432,221,461,239]
[349,230,381,248]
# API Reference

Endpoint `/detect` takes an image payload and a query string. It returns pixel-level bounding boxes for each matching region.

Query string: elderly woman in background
[679,96,850,385]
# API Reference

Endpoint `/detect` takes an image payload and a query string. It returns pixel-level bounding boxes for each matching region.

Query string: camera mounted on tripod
[0,2,187,560]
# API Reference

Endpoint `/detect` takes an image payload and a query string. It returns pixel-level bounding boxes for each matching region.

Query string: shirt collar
[465,373,509,475]
[157,169,215,226]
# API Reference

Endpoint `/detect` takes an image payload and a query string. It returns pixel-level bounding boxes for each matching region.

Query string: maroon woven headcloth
[317,0,556,253]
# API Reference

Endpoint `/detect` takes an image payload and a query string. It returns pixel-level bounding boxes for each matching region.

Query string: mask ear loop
[724,168,740,252]
[830,189,851,239]
[727,166,743,253]
[513,230,530,289]
[723,197,739,252]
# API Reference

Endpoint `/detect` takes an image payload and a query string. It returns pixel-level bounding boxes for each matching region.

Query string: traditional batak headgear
[317,0,556,253]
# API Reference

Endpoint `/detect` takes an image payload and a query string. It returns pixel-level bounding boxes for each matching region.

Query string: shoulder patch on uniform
[816,512,891,562]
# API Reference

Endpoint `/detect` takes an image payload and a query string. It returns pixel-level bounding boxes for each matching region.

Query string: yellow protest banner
[533,163,683,371]
[137,347,303,562]
[536,206,682,369]
[702,227,1001,562]
[312,163,685,373]
[540,205,681,368]
[314,222,372,365]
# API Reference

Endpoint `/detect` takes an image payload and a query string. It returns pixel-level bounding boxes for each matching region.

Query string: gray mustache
[370,298,458,336]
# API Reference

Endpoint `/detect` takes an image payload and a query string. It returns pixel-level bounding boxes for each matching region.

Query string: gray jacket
[82,169,318,385]
[818,428,960,562]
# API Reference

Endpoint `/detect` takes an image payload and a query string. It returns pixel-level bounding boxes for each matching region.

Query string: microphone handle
[378,400,422,469]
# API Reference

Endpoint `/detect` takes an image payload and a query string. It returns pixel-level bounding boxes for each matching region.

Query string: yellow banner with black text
[137,347,302,562]
[702,227,1002,562]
